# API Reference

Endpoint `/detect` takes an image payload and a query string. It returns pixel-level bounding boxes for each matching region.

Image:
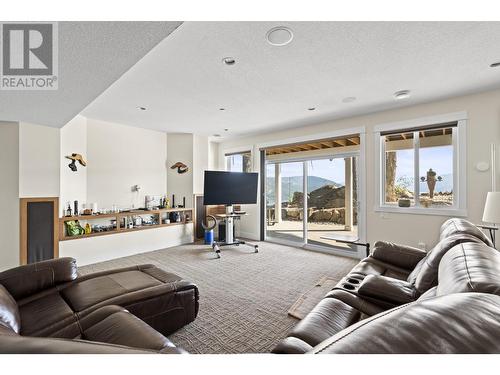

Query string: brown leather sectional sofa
[273,218,500,354]
[2,218,499,354]
[0,259,198,353]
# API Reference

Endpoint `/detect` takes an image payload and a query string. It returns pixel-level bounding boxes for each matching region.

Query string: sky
[272,158,347,184]
[395,145,453,179]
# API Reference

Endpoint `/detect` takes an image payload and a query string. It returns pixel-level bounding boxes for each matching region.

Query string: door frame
[258,128,367,259]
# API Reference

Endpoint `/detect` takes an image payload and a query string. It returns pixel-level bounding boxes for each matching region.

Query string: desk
[320,233,370,257]
[212,207,259,258]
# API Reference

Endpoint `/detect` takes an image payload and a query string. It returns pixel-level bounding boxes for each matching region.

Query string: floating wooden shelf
[59,208,193,241]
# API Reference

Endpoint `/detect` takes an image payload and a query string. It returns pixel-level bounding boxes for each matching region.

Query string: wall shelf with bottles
[59,208,193,241]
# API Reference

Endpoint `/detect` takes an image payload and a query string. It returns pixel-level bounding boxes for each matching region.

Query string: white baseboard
[238,231,260,241]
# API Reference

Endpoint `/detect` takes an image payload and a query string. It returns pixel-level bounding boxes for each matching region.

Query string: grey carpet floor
[79,241,357,354]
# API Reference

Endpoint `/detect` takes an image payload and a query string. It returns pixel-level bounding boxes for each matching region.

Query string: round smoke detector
[266,26,293,46]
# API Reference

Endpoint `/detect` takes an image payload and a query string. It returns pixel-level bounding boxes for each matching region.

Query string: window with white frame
[225,151,252,172]
[375,115,466,215]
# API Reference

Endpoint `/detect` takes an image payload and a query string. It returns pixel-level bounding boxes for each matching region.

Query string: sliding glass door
[306,157,358,248]
[265,153,360,252]
[265,161,304,244]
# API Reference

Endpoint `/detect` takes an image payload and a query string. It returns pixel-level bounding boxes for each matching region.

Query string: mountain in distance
[266,176,341,204]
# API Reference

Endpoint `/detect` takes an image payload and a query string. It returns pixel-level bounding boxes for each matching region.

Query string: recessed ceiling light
[224,128,229,131]
[266,26,293,46]
[342,97,356,103]
[213,134,221,137]
[138,106,147,111]
[394,90,411,100]
[308,107,316,111]
[490,62,500,68]
[222,57,236,65]
[219,108,225,111]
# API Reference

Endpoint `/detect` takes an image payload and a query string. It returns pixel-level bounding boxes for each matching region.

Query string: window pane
[384,132,415,207]
[418,128,453,208]
[266,162,304,244]
[225,152,251,172]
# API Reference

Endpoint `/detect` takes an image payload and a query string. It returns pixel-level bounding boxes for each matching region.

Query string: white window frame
[256,126,368,259]
[374,112,467,217]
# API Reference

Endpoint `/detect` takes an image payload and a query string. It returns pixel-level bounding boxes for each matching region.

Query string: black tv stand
[212,205,259,258]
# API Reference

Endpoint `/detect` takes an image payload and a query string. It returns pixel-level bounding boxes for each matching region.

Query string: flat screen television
[203,171,259,206]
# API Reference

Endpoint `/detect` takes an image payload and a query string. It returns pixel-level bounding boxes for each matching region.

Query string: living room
[1,1,500,373]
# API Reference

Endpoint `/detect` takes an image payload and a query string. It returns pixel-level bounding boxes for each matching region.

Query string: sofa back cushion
[439,218,493,247]
[0,284,21,334]
[0,258,77,300]
[436,242,500,296]
[407,234,484,293]
[310,293,500,354]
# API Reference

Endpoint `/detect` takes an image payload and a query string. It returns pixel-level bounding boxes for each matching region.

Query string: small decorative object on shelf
[65,220,85,236]
[65,203,72,217]
[74,200,78,216]
[59,207,193,241]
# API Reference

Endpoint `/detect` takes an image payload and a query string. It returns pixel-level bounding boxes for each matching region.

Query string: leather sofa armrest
[0,258,77,300]
[371,241,426,270]
[272,337,313,354]
[357,275,416,305]
[81,306,184,353]
[0,335,172,354]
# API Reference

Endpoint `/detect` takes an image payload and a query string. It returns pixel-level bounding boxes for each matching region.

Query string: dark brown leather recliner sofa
[274,218,500,354]
[0,259,198,353]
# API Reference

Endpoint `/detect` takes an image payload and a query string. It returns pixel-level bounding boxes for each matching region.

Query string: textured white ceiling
[0,21,181,127]
[82,22,500,140]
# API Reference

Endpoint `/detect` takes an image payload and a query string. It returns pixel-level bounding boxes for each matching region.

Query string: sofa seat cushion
[349,257,410,280]
[18,291,79,338]
[81,305,184,353]
[0,284,20,333]
[287,297,361,347]
[61,265,199,336]
[62,270,164,312]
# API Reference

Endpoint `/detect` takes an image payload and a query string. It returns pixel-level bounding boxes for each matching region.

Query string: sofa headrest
[440,218,493,247]
[310,293,500,354]
[437,242,500,296]
[0,258,77,300]
[0,284,20,334]
[409,234,485,293]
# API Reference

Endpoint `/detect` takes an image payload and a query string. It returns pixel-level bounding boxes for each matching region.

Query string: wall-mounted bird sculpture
[66,153,87,172]
[171,162,189,174]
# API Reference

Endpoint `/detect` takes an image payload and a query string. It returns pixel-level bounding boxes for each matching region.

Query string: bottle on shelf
[65,203,72,217]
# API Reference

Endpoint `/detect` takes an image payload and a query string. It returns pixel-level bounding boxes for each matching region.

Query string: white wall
[193,134,209,194]
[59,223,193,266]
[208,141,220,170]
[60,115,87,214]
[219,89,500,249]
[19,122,60,198]
[167,133,194,207]
[0,122,20,271]
[86,118,167,210]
